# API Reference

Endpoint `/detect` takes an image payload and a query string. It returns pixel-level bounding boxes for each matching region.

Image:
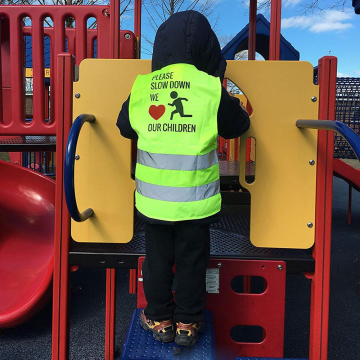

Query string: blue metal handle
[65,114,95,222]
[296,120,360,160]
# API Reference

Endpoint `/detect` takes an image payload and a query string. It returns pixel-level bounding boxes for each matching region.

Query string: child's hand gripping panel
[72,59,151,243]
[226,61,319,249]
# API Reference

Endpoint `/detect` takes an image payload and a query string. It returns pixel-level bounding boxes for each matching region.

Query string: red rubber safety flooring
[0,160,55,328]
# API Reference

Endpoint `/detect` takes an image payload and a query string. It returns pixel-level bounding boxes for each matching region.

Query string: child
[117,10,250,347]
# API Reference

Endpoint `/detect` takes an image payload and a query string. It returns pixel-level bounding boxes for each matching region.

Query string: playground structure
[0,1,359,360]
[0,0,138,339]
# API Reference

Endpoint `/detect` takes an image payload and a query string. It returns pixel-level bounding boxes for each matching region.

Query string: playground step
[120,309,216,360]
[69,205,314,273]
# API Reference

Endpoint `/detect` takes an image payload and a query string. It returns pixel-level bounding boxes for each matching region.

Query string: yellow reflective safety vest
[129,63,222,221]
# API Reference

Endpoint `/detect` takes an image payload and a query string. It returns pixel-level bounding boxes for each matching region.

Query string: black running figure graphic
[168,91,193,120]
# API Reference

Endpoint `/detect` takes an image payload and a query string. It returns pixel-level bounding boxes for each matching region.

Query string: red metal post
[32,14,45,126]
[104,3,121,357]
[234,138,239,161]
[219,136,226,159]
[269,0,282,60]
[45,85,50,119]
[0,17,11,125]
[75,15,87,64]
[9,14,24,126]
[134,0,142,58]
[129,269,137,294]
[52,53,74,360]
[307,56,337,360]
[105,268,116,360]
[248,0,257,61]
[50,13,65,127]
[246,137,251,162]
[246,1,256,162]
[110,0,120,59]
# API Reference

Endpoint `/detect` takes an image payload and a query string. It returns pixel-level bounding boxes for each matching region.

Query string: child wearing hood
[117,10,250,347]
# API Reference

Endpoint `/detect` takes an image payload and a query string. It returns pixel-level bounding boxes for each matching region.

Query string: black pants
[143,221,210,323]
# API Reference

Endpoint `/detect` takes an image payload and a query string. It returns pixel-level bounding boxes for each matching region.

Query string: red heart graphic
[149,105,165,120]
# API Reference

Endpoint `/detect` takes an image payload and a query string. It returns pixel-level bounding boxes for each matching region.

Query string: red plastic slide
[333,159,360,192]
[0,160,55,328]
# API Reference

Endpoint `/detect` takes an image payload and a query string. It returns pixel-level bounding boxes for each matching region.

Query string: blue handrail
[296,120,360,161]
[64,114,96,222]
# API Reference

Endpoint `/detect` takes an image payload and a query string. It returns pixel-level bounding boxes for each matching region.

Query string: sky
[121,0,359,78]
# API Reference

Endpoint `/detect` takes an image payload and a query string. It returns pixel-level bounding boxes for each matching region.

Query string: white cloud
[285,0,302,7]
[337,72,350,77]
[241,0,269,8]
[282,9,354,33]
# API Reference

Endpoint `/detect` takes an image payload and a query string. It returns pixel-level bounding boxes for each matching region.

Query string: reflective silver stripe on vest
[137,149,218,171]
[135,178,220,202]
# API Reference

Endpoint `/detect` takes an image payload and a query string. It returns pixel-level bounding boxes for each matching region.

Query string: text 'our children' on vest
[148,123,196,132]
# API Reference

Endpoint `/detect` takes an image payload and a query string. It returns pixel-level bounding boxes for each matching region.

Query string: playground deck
[342,159,360,170]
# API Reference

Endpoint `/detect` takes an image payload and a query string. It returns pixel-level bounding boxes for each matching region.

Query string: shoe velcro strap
[154,320,173,332]
[177,323,197,335]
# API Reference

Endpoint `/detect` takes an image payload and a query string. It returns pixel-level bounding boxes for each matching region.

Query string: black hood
[152,10,226,79]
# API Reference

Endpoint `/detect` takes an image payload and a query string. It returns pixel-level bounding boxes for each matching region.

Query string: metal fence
[334,77,360,159]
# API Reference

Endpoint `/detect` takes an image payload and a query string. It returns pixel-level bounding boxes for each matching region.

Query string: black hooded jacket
[117,10,250,141]
[116,11,250,224]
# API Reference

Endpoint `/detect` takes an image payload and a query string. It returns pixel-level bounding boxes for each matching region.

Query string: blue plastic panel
[221,14,299,61]
[121,309,216,360]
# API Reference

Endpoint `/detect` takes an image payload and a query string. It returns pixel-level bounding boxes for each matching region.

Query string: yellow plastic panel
[72,59,318,248]
[226,61,319,249]
[72,59,151,243]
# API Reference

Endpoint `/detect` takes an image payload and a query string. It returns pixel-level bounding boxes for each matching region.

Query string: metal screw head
[75,154,80,160]
[311,96,317,102]
[217,262,222,268]
[104,9,110,16]
[307,222,314,228]
[278,265,283,271]
[124,33,131,39]
[75,93,80,98]
[309,159,315,165]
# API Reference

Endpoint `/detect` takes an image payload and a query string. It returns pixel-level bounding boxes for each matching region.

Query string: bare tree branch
[142,0,220,52]
[240,0,347,15]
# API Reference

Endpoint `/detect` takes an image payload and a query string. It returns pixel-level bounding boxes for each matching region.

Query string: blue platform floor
[0,177,359,360]
[235,358,307,360]
[120,309,216,360]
